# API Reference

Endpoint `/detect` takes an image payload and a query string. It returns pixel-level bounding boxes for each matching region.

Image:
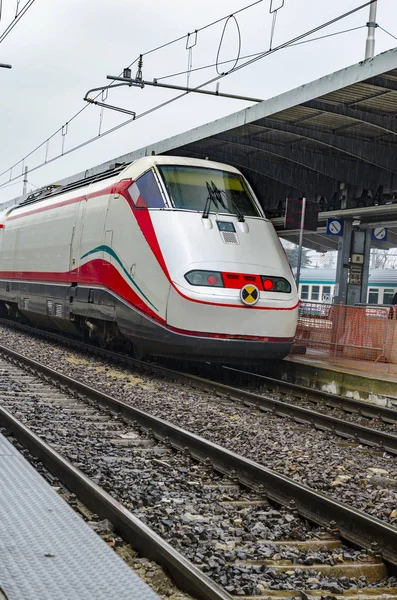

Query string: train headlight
[261,276,291,293]
[275,279,291,292]
[185,270,224,287]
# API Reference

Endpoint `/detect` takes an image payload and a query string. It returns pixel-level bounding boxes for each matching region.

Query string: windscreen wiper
[202,181,220,219]
[211,181,245,222]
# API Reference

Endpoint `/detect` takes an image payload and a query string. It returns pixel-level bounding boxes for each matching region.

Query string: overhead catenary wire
[141,0,264,58]
[0,0,378,190]
[155,25,368,82]
[0,178,38,192]
[0,0,36,44]
[215,0,377,76]
[0,0,379,192]
[0,55,141,182]
[215,14,242,75]
[0,0,264,183]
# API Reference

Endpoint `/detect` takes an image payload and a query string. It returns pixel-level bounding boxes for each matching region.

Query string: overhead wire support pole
[22,165,28,195]
[365,0,378,59]
[105,75,264,103]
[0,63,12,69]
[1,0,377,193]
[295,198,306,289]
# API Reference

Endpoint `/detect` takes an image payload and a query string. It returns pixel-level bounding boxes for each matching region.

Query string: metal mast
[365,1,378,60]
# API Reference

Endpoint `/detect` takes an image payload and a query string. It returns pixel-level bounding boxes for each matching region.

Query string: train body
[298,268,397,305]
[0,156,298,362]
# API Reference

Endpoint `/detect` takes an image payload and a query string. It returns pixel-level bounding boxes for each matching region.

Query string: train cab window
[301,285,309,300]
[383,289,394,304]
[368,288,379,304]
[311,285,320,301]
[322,285,331,302]
[129,170,165,208]
[158,165,260,217]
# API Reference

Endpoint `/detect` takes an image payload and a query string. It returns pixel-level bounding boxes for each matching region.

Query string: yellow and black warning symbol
[240,284,260,306]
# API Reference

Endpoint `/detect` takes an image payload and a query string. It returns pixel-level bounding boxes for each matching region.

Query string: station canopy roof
[23,47,397,252]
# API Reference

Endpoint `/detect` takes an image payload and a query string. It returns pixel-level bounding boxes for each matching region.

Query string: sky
[0,0,396,203]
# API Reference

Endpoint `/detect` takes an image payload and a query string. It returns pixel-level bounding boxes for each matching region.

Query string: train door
[70,195,109,274]
[69,199,86,275]
[103,229,114,275]
[8,226,19,304]
[78,193,111,292]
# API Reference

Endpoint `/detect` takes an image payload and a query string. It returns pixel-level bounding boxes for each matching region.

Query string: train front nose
[166,260,298,337]
[165,276,297,362]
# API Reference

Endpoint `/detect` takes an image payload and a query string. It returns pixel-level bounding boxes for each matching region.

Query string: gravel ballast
[0,326,396,529]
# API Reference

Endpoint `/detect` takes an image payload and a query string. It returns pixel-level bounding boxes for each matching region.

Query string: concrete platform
[265,352,397,407]
[0,433,160,600]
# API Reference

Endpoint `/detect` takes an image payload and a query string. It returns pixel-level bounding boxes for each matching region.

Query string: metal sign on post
[326,218,344,236]
[285,198,301,229]
[371,227,387,241]
[285,198,318,231]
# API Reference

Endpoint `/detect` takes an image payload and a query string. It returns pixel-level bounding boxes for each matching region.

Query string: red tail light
[263,279,274,290]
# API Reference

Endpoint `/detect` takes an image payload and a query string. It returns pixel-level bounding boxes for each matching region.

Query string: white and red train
[0,156,298,362]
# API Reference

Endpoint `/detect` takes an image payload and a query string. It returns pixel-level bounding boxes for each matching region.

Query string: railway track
[1,344,397,600]
[221,365,397,429]
[0,317,396,456]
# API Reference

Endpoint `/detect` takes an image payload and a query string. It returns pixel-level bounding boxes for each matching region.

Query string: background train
[0,155,299,363]
[298,268,397,305]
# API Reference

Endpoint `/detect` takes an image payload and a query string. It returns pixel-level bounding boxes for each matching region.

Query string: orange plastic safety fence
[292,302,397,363]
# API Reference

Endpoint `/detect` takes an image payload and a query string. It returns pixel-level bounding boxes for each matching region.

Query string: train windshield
[158,165,260,217]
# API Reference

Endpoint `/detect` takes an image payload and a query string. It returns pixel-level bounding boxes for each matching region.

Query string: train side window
[301,285,309,300]
[311,285,320,301]
[383,288,394,304]
[368,288,379,304]
[322,285,331,302]
[129,170,165,208]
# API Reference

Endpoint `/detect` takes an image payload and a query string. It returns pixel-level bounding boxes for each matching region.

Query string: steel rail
[172,377,397,455]
[0,319,396,452]
[1,344,397,567]
[0,405,231,600]
[18,317,397,427]
[0,388,231,598]
[222,365,397,423]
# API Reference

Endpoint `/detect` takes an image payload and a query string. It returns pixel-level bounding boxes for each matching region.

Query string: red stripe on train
[0,259,163,323]
[115,181,171,280]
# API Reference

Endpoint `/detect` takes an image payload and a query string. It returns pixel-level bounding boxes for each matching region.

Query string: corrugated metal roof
[356,90,397,113]
[300,112,358,132]
[251,129,301,144]
[341,123,383,139]
[318,83,388,105]
[384,68,397,81]
[271,106,315,122]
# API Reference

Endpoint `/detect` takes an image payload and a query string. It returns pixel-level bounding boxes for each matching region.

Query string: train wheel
[133,343,147,361]
[97,335,108,349]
